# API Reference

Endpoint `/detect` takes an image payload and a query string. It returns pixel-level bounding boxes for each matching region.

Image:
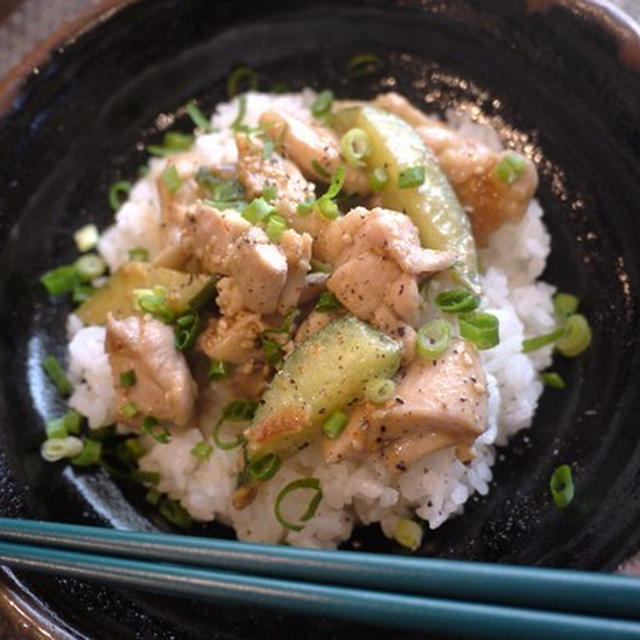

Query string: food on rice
[39,88,591,548]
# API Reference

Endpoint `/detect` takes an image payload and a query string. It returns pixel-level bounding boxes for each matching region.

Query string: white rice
[67,91,555,548]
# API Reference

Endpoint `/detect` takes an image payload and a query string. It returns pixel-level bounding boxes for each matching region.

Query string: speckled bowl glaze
[1,1,640,638]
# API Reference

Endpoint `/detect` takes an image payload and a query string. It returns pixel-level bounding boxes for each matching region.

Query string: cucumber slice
[336,106,480,292]
[246,316,401,460]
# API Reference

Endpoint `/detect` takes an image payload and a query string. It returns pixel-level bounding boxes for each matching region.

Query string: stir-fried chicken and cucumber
[40,88,590,547]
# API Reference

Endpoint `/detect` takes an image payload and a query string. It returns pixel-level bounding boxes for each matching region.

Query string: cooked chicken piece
[294,309,342,343]
[105,314,197,428]
[180,202,251,275]
[299,271,330,304]
[156,153,203,228]
[373,92,538,245]
[322,207,456,274]
[323,339,487,473]
[371,301,417,363]
[198,312,267,364]
[277,229,312,314]
[226,363,271,400]
[259,109,370,194]
[417,127,538,245]
[235,132,330,239]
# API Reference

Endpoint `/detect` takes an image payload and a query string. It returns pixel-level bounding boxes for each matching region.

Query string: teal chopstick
[0,539,638,640]
[0,517,639,620]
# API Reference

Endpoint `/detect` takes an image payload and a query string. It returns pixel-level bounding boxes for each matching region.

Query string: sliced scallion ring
[541,372,566,389]
[70,439,102,467]
[310,90,333,120]
[370,166,389,191]
[458,312,499,350]
[346,53,384,79]
[434,289,481,314]
[365,378,396,404]
[555,313,591,357]
[227,66,258,98]
[553,292,579,320]
[550,464,574,509]
[142,416,171,444]
[161,165,182,193]
[496,151,526,185]
[339,128,371,168]
[416,319,452,360]
[322,410,348,439]
[42,354,72,396]
[73,224,99,253]
[274,477,323,532]
[393,518,423,551]
[397,165,425,189]
[248,453,282,482]
[75,254,106,281]
[41,436,83,462]
[522,327,565,354]
[109,181,132,211]
[185,100,213,132]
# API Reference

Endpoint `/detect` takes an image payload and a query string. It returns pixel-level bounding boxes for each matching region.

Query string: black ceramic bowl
[1,0,640,638]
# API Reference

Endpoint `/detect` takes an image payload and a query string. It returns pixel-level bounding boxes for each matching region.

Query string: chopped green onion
[133,287,175,324]
[318,198,339,219]
[274,477,322,531]
[71,439,102,467]
[553,292,579,320]
[148,131,195,156]
[311,90,333,120]
[213,417,246,451]
[550,464,574,509]
[75,254,106,281]
[261,336,284,365]
[191,441,213,461]
[122,401,139,418]
[315,291,342,312]
[263,185,277,202]
[297,197,316,216]
[185,100,213,132]
[205,199,248,213]
[309,258,332,273]
[174,313,203,352]
[266,214,288,242]
[311,159,331,178]
[145,488,161,506]
[161,165,182,193]
[324,165,346,200]
[496,152,527,185]
[142,416,171,444]
[209,179,244,203]
[223,400,258,422]
[370,166,389,191]
[416,319,452,360]
[188,278,217,311]
[41,436,83,462]
[398,166,425,189]
[242,197,275,224]
[41,265,81,296]
[72,285,95,304]
[128,247,149,262]
[231,95,248,131]
[542,372,566,389]
[522,327,565,353]
[459,312,500,350]
[119,371,136,391]
[556,313,591,357]
[227,66,258,98]
[73,224,99,253]
[346,53,384,79]
[45,417,67,440]
[109,181,132,211]
[118,437,146,462]
[42,355,72,396]
[261,136,275,159]
[434,289,480,314]
[322,410,348,439]
[393,518,423,551]
[248,453,281,482]
[63,410,83,434]
[158,497,192,528]
[208,359,230,381]
[339,128,371,168]
[365,378,396,404]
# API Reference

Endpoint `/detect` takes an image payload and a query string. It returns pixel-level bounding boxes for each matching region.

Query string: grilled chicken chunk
[324,339,487,473]
[259,108,370,194]
[105,314,197,428]
[198,312,268,364]
[322,207,454,356]
[373,92,538,245]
